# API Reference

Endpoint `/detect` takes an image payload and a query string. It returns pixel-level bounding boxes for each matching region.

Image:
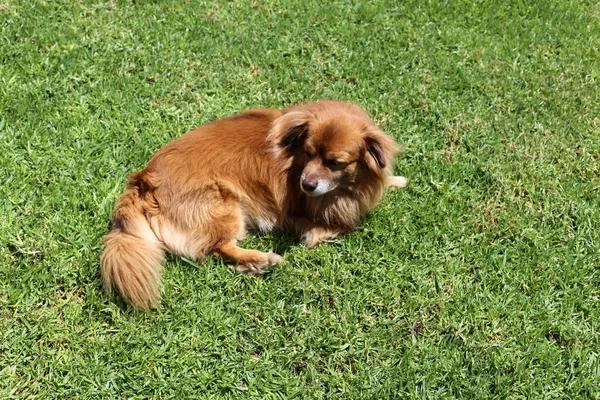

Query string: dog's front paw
[302,227,342,249]
[387,175,408,189]
[232,252,283,274]
[266,252,283,266]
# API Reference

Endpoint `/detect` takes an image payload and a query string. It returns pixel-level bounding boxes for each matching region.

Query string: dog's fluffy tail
[100,178,164,309]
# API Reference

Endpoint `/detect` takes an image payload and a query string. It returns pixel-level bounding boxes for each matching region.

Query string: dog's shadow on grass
[266,230,300,256]
[171,230,302,272]
[103,232,305,312]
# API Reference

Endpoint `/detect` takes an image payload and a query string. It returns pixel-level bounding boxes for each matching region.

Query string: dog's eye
[325,158,346,169]
[305,149,315,158]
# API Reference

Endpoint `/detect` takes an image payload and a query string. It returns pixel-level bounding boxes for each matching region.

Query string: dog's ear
[363,126,399,172]
[268,111,312,150]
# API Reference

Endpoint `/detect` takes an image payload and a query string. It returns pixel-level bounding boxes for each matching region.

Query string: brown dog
[100,101,407,308]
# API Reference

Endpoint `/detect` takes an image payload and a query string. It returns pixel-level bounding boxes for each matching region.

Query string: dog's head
[269,101,399,197]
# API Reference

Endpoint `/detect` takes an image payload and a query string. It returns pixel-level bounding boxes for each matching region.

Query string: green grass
[1,0,599,397]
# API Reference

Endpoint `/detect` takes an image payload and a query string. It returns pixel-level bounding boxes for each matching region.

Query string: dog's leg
[215,241,282,273]
[301,225,345,248]
[303,228,341,248]
[291,217,346,248]
[387,175,408,189]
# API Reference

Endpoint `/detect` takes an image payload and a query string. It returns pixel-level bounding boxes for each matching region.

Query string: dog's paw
[231,252,283,274]
[266,252,283,266]
[302,228,342,249]
[302,234,321,249]
[387,175,408,189]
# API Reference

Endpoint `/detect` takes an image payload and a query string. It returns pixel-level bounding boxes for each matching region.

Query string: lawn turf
[1,0,599,398]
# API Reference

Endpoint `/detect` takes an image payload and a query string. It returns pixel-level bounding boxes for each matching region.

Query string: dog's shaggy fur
[100,101,407,308]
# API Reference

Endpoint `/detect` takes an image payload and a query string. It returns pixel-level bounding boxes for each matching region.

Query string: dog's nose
[302,178,318,193]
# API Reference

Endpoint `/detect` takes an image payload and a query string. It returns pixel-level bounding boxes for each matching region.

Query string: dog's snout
[301,178,319,193]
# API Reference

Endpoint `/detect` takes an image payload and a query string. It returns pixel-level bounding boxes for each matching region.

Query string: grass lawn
[1,0,599,398]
